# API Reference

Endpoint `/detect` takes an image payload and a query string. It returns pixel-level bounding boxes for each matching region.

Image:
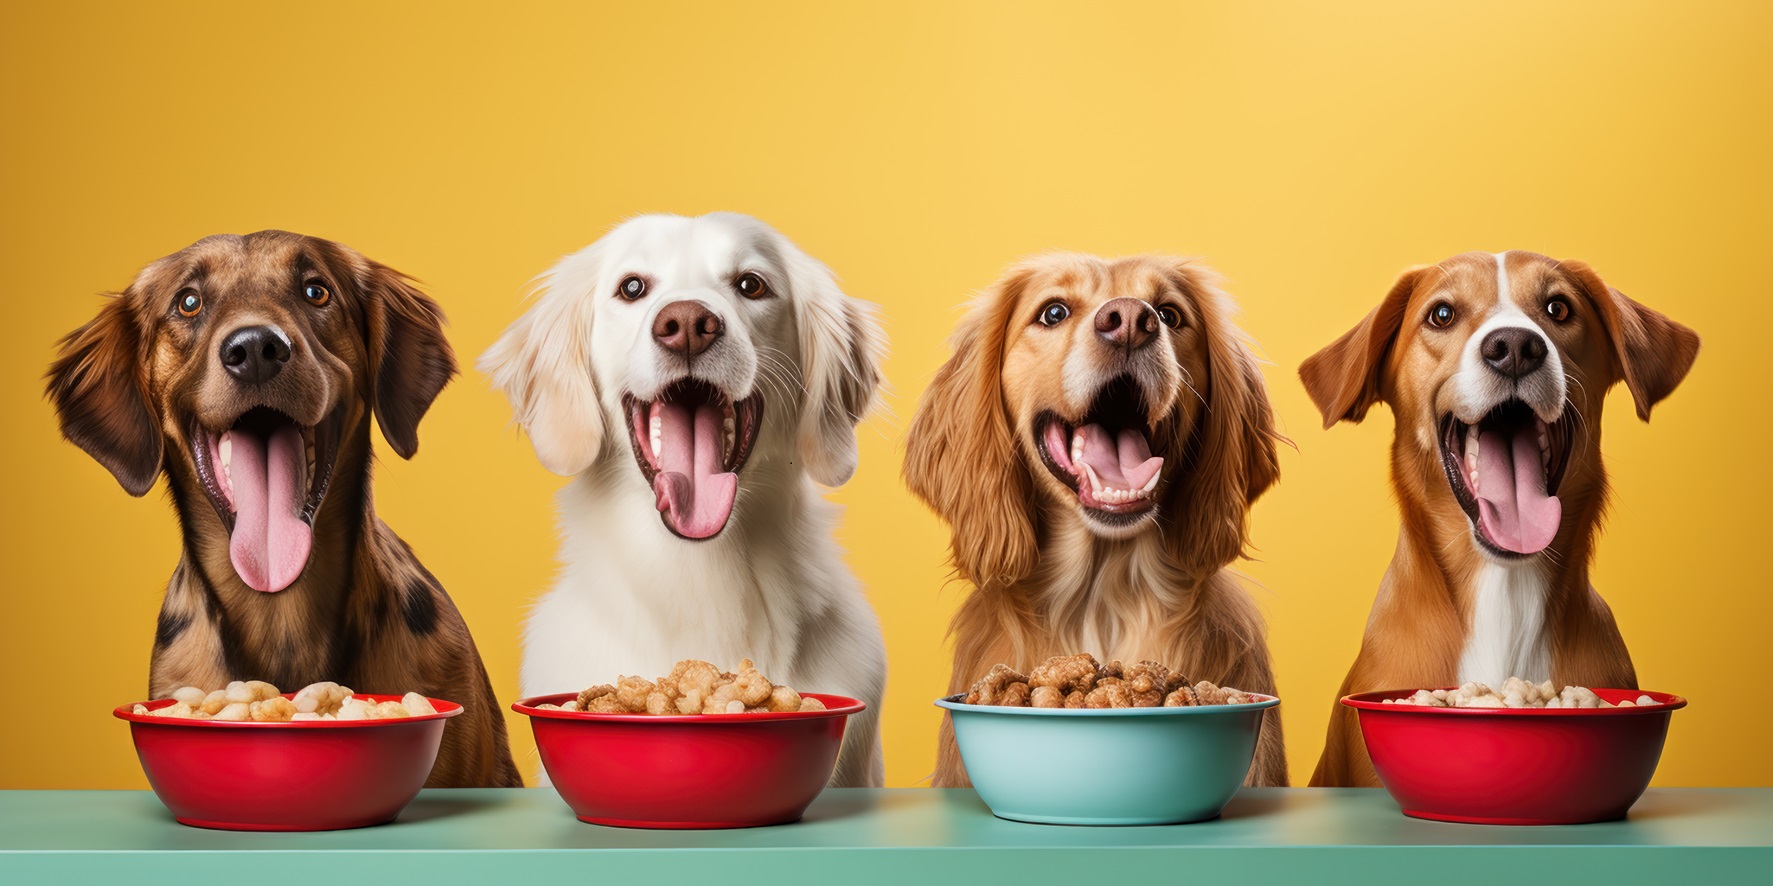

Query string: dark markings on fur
[154,608,191,649]
[401,577,439,636]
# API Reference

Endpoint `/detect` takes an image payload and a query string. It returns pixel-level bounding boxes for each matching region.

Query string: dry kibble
[557,659,824,716]
[964,654,1259,708]
[1390,677,1657,709]
[136,681,439,722]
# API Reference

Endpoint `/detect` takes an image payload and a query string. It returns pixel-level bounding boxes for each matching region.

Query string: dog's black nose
[1481,326,1548,379]
[220,325,292,384]
[653,300,724,358]
[1095,298,1159,351]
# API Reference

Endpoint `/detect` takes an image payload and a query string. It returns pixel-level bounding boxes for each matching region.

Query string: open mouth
[190,406,341,593]
[1033,375,1166,527]
[624,379,764,540]
[1440,400,1574,557]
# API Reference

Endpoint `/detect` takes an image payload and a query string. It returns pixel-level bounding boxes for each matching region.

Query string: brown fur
[905,254,1287,787]
[1300,251,1699,786]
[47,231,520,788]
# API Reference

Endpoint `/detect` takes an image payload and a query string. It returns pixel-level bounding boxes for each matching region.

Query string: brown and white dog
[905,253,1286,788]
[47,231,520,787]
[1301,250,1699,787]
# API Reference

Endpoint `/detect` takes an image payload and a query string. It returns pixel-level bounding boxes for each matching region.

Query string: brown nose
[1094,298,1159,351]
[652,300,724,357]
[1481,326,1548,379]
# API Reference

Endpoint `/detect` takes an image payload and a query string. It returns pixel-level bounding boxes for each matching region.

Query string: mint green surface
[937,695,1278,824]
[1,788,1769,885]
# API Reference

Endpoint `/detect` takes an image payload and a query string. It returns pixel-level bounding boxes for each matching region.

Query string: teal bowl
[935,693,1279,825]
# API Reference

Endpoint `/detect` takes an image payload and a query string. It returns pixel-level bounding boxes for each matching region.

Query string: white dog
[479,213,887,786]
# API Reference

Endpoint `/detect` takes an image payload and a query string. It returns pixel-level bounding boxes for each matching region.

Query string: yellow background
[2,2,1768,789]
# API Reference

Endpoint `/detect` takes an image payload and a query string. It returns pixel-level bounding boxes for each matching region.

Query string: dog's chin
[1031,375,1168,538]
[623,379,763,541]
[190,404,342,593]
[1438,399,1575,560]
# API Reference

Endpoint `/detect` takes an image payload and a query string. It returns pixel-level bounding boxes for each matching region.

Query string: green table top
[2,787,1769,884]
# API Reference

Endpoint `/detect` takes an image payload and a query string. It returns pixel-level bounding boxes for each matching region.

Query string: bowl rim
[512,691,866,722]
[933,692,1279,716]
[113,692,463,728]
[1341,687,1687,715]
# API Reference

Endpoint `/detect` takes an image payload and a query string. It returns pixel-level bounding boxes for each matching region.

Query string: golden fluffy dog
[905,254,1286,787]
[1301,251,1698,786]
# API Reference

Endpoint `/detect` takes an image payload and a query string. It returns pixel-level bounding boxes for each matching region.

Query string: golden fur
[1300,251,1699,786]
[905,254,1286,787]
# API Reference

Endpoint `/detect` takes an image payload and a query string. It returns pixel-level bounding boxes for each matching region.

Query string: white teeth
[1140,469,1162,495]
[723,416,736,460]
[1070,431,1084,468]
[1079,461,1155,506]
[648,415,662,458]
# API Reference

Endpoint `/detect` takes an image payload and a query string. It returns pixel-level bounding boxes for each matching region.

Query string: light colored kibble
[560,659,823,716]
[138,682,439,722]
[1390,677,1657,709]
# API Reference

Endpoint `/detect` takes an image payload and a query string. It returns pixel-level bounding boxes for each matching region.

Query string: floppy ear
[785,245,886,487]
[1561,260,1699,421]
[1298,267,1425,428]
[45,294,163,496]
[1160,273,1283,575]
[903,272,1039,591]
[362,263,457,459]
[477,249,605,476]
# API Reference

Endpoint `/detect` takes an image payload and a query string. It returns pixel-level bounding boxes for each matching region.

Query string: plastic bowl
[935,693,1279,825]
[1343,688,1687,825]
[513,692,864,829]
[114,693,461,831]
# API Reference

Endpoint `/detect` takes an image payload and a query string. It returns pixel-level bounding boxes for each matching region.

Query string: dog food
[962,653,1256,709]
[129,680,439,722]
[1382,677,1658,709]
[535,659,826,715]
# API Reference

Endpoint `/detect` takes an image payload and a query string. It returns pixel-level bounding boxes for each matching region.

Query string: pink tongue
[227,426,312,593]
[1076,424,1163,491]
[1475,427,1562,554]
[652,401,737,539]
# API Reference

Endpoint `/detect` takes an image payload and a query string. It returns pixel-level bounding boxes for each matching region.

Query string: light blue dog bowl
[935,692,1279,825]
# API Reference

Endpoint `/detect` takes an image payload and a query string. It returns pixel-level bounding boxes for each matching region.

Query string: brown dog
[1300,251,1698,786]
[905,254,1286,788]
[47,231,520,787]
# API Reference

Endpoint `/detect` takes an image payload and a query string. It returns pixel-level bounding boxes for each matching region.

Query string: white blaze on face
[1448,252,1566,424]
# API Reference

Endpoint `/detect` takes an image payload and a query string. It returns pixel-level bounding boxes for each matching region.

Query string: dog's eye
[1544,295,1572,323]
[302,283,331,306]
[1157,305,1184,329]
[617,275,648,301]
[1427,302,1457,329]
[735,272,770,300]
[176,289,202,317]
[1037,302,1070,327]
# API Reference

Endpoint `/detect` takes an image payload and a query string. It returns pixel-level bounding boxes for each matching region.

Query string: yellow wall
[2,1,1767,789]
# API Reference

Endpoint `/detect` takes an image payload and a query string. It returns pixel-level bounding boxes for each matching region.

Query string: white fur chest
[1456,561,1552,686]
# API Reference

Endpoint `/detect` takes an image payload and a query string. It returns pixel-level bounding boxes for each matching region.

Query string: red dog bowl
[513,692,864,829]
[115,693,461,831]
[1343,688,1686,825]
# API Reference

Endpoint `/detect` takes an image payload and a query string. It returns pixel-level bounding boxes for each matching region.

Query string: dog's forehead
[1022,255,1180,303]
[142,231,323,294]
[604,214,784,280]
[1419,250,1565,313]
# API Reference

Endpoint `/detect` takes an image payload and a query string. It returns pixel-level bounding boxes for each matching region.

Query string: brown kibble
[1030,685,1064,708]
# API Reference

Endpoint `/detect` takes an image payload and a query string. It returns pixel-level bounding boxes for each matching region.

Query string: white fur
[1447,251,1566,425]
[1456,561,1552,686]
[480,213,887,786]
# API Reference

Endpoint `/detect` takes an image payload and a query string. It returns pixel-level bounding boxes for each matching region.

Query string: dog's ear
[45,294,163,496]
[785,246,886,487]
[1160,270,1283,575]
[477,250,605,476]
[363,263,457,459]
[1298,267,1425,428]
[1561,260,1699,421]
[903,271,1039,591]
